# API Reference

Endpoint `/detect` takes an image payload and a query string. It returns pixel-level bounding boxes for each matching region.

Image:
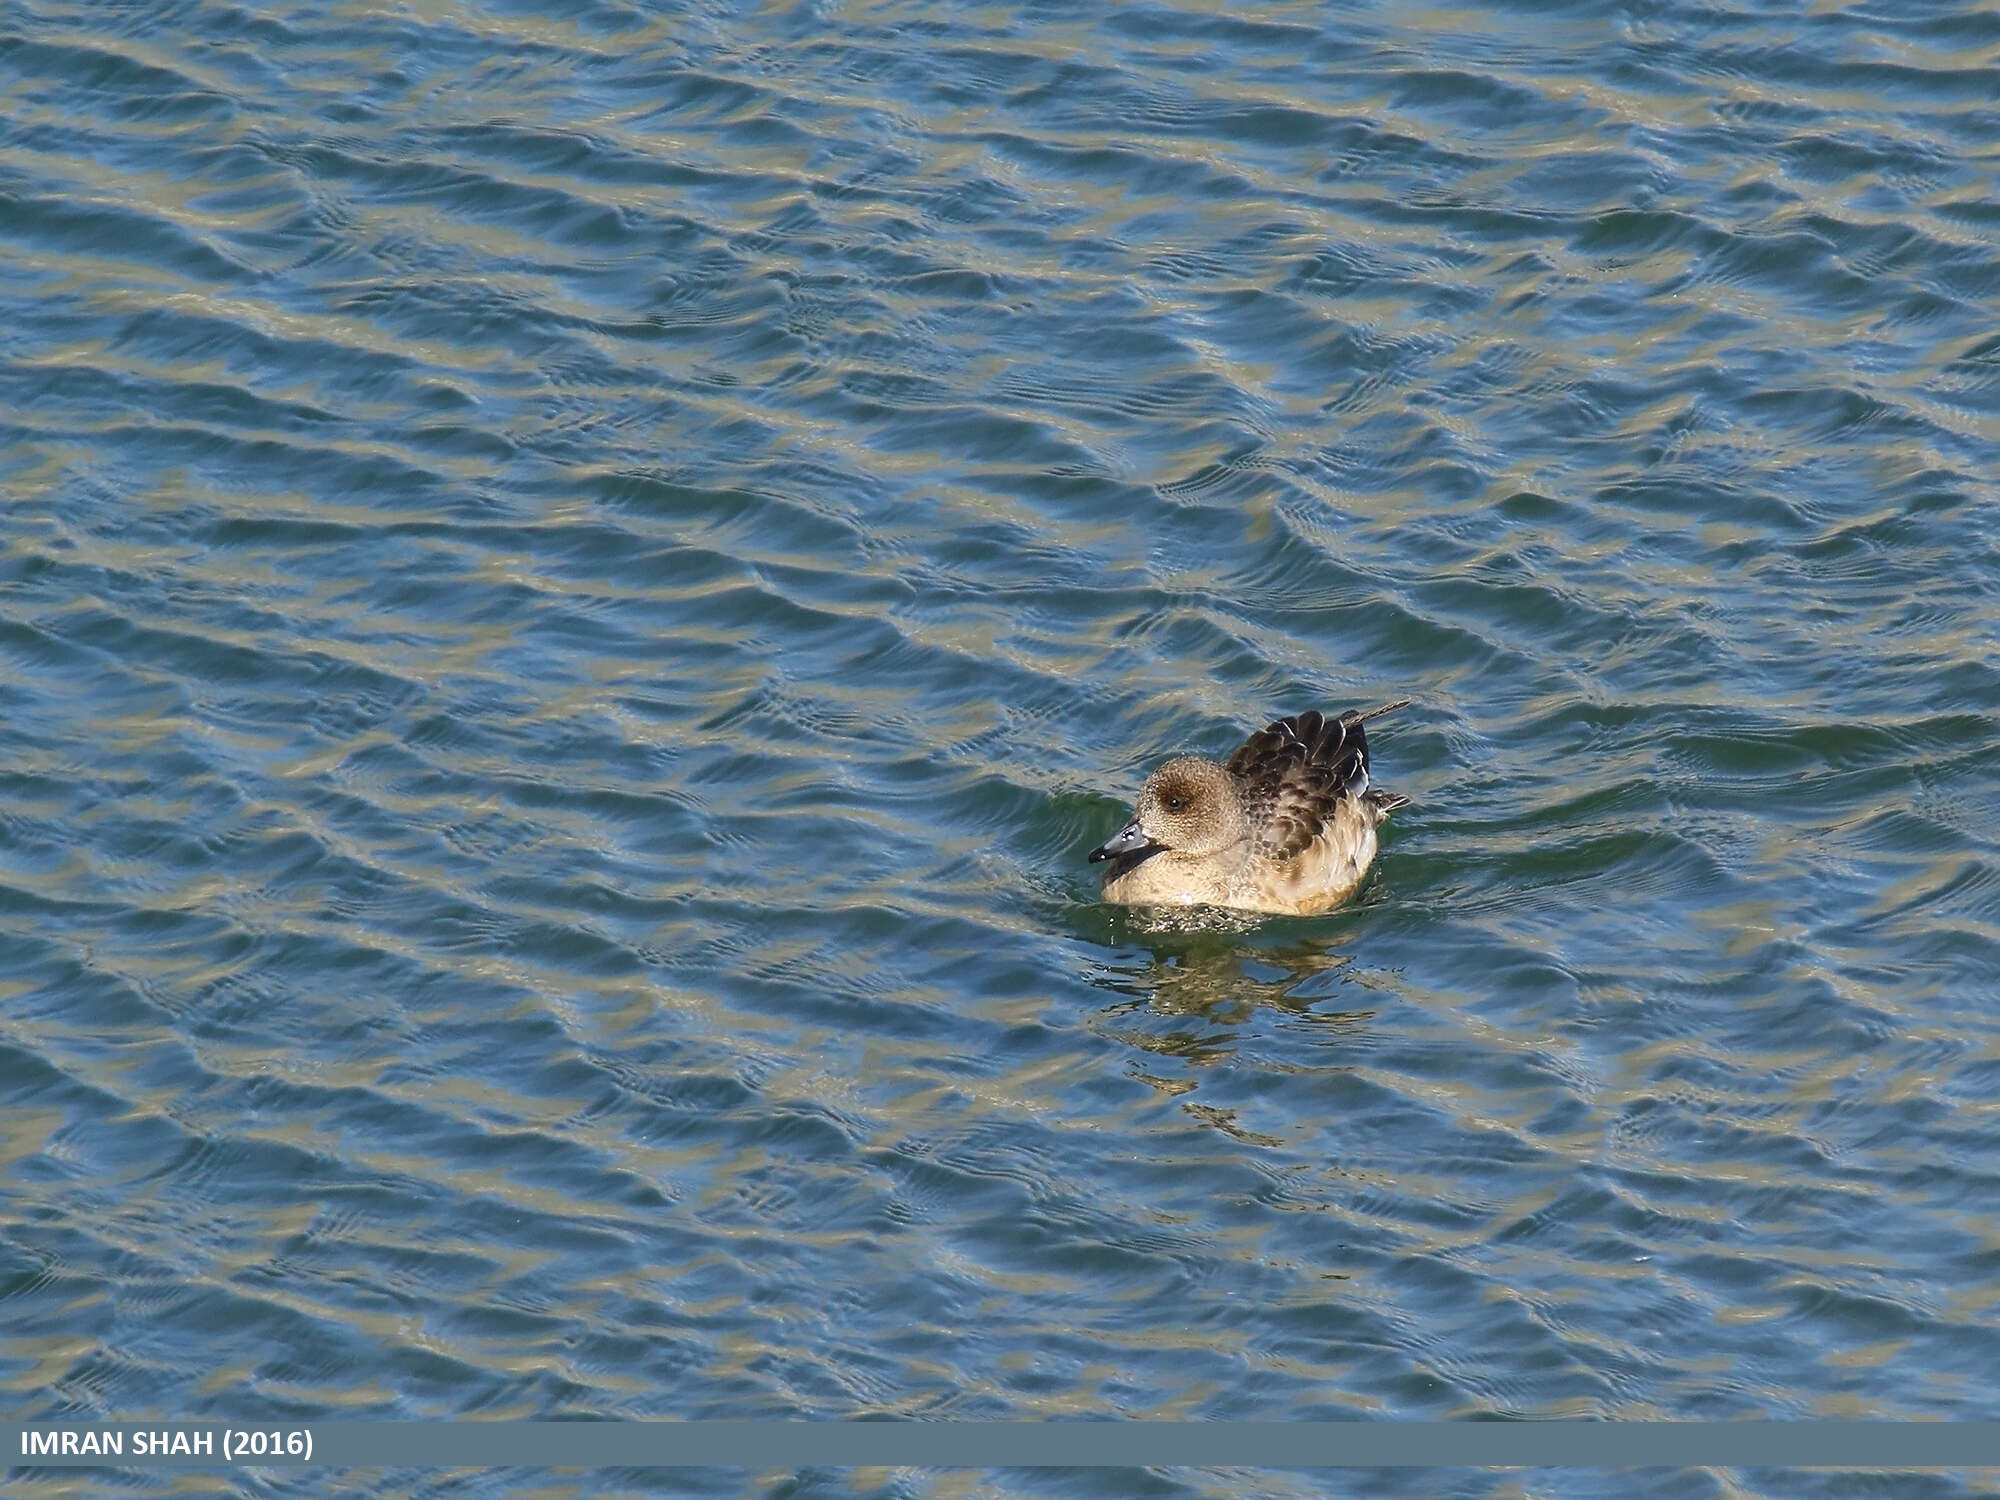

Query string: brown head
[1089,756,1249,866]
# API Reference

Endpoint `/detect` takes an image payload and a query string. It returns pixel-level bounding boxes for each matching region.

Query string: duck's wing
[1224,709,1376,862]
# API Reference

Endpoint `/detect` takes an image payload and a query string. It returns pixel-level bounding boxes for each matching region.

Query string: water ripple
[2,2,1999,1487]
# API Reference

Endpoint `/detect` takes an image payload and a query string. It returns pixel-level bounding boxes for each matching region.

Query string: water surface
[3,0,2000,1495]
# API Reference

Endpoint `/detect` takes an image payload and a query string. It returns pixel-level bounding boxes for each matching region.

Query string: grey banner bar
[8,1422,2000,1469]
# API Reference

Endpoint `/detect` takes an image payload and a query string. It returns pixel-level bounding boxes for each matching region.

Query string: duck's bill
[1089,819,1160,863]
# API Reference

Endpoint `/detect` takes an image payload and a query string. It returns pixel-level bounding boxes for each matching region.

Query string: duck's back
[1222,709,1395,913]
[1225,710,1372,851]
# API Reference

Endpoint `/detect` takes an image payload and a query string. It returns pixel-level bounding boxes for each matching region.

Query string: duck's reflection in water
[1085,929,1379,1068]
[1082,933,1383,1148]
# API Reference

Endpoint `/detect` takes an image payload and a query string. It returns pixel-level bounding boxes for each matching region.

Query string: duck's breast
[1101,849,1232,907]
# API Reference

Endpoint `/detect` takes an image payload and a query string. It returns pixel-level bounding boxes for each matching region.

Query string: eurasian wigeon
[1090,702,1411,915]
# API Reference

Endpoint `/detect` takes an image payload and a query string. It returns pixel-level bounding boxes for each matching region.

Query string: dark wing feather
[1224,710,1372,862]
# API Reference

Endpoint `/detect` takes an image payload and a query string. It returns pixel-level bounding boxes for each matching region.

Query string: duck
[1089,702,1411,915]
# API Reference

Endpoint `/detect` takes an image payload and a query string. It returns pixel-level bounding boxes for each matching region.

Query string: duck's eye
[1163,794,1186,813]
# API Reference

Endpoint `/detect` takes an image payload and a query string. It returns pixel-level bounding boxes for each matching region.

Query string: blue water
[3,0,1999,1495]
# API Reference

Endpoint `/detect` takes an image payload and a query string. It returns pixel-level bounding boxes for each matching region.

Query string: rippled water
[4,0,2000,1493]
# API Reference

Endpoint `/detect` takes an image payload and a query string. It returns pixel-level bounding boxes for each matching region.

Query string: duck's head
[1090,757,1246,864]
